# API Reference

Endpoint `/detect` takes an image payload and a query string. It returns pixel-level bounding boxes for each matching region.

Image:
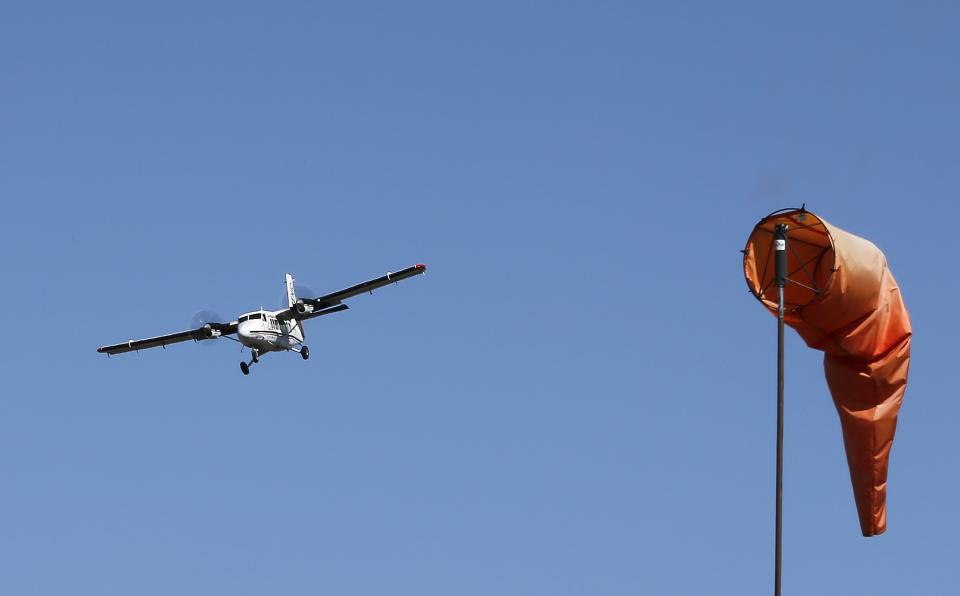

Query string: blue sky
[1,2,958,594]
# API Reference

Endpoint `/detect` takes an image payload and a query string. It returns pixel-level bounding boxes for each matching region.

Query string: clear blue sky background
[2,2,957,594]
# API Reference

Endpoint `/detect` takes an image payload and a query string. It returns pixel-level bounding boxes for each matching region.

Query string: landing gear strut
[240,348,260,375]
[301,345,310,360]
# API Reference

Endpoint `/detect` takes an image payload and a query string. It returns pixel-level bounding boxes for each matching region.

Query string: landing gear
[240,348,260,376]
[301,345,310,360]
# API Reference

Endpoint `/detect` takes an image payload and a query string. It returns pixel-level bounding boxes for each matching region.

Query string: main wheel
[301,346,310,360]
[240,362,250,375]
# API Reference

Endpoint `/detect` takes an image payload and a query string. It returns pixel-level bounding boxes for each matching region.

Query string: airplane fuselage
[236,309,304,353]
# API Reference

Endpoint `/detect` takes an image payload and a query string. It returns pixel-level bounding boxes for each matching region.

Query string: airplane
[97,264,426,375]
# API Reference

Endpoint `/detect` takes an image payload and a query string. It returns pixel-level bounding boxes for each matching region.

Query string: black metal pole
[774,223,788,596]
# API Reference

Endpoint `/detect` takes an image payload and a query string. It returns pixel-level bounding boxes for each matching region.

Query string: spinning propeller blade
[191,310,227,345]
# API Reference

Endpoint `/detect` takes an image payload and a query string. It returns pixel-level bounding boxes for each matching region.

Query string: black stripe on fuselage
[243,329,302,341]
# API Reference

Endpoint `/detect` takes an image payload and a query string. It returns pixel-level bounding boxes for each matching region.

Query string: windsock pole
[774,223,788,596]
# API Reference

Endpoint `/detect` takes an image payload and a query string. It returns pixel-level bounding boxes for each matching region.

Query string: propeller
[191,309,227,345]
[279,283,319,307]
[298,284,319,300]
[192,309,226,327]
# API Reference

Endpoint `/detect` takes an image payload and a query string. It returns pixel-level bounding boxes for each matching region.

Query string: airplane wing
[296,303,351,321]
[97,322,238,355]
[277,264,426,322]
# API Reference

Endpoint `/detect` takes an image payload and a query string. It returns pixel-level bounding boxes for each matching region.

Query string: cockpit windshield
[238,312,265,322]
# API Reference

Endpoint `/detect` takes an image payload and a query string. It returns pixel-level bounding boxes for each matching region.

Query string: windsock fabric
[743,209,911,536]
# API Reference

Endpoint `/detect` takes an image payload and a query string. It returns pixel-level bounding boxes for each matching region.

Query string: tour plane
[97,264,426,375]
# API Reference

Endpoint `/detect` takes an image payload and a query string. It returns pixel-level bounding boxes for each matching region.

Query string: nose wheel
[301,345,310,360]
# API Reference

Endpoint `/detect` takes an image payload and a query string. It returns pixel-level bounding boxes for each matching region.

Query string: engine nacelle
[295,300,315,315]
[201,324,222,339]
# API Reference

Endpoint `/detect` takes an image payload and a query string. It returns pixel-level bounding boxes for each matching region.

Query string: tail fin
[285,273,297,307]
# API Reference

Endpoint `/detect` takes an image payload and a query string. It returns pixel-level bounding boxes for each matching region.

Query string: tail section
[285,273,306,341]
[285,273,298,307]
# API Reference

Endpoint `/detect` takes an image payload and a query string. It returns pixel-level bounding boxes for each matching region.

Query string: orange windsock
[743,208,911,536]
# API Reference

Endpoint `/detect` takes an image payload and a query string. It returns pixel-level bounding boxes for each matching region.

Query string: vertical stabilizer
[285,273,297,307]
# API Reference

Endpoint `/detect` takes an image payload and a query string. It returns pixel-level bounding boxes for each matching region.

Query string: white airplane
[98,264,426,375]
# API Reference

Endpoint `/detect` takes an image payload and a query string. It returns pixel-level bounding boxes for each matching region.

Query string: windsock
[743,208,911,536]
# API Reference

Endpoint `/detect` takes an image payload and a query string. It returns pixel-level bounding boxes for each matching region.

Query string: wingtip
[416,263,426,271]
[97,346,106,353]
